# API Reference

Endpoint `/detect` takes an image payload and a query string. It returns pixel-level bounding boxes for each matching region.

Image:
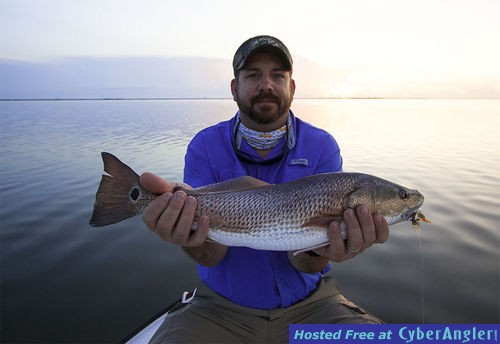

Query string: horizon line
[1,96,499,102]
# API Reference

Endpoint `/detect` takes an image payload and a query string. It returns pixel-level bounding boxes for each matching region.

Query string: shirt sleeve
[183,132,217,188]
[314,132,343,174]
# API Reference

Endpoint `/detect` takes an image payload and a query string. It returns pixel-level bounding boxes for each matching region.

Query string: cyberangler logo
[399,326,498,344]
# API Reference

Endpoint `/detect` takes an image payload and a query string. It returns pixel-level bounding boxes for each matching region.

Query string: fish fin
[301,217,347,240]
[172,184,190,193]
[89,152,146,227]
[205,238,223,245]
[292,242,330,256]
[193,176,270,194]
[301,216,344,229]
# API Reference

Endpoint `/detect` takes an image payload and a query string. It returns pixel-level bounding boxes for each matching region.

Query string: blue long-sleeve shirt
[183,111,343,309]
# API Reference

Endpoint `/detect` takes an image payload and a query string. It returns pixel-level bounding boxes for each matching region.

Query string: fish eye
[399,190,409,200]
[130,187,140,201]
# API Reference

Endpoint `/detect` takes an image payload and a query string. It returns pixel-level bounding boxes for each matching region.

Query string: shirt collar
[232,110,297,151]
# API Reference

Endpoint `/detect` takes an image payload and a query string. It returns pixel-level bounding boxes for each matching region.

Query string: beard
[235,92,292,125]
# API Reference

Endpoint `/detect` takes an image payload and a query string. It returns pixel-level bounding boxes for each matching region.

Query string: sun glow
[1,0,499,98]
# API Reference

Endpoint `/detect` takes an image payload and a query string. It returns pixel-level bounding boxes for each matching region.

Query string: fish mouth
[401,207,432,226]
[401,206,422,222]
[385,206,421,226]
[399,191,427,224]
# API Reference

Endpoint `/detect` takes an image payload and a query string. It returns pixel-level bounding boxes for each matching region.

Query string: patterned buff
[238,115,291,150]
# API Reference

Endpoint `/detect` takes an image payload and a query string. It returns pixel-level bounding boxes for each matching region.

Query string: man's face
[231,52,295,128]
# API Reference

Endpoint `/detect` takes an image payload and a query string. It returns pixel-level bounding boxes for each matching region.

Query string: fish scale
[189,174,354,250]
[89,152,430,252]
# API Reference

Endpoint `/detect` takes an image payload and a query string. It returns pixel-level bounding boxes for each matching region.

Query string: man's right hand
[140,172,210,247]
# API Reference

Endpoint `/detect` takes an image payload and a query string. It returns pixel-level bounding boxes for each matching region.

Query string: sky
[1,0,499,98]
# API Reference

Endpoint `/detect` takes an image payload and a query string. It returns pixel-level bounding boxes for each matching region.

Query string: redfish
[89,152,430,251]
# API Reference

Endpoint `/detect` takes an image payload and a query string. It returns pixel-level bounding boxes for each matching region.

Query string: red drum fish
[89,152,430,251]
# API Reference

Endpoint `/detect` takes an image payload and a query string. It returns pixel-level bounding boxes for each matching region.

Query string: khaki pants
[149,277,382,344]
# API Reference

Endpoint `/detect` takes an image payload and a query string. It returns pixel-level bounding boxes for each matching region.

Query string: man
[142,35,389,343]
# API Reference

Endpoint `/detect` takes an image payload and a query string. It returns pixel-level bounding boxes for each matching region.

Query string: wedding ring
[347,244,361,253]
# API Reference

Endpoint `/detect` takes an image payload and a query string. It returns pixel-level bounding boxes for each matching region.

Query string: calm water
[1,99,499,343]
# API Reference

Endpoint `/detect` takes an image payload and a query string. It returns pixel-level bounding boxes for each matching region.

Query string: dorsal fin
[192,176,270,194]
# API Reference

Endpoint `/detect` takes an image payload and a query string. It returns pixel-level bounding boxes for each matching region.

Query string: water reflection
[1,99,499,342]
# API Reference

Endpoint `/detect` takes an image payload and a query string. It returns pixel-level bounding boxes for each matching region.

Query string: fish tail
[89,152,147,227]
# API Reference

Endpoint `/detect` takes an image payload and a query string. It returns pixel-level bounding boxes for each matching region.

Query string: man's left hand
[314,204,389,262]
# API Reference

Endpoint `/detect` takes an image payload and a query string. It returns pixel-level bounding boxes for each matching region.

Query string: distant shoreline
[0,97,233,102]
[1,97,497,102]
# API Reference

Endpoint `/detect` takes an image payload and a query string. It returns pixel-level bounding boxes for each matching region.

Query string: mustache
[251,93,281,104]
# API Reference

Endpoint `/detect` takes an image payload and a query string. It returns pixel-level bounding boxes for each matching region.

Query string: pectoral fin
[292,242,330,256]
[301,216,348,241]
[205,238,223,245]
[301,216,344,229]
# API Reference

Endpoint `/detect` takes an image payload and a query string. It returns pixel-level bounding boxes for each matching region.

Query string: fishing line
[415,228,425,324]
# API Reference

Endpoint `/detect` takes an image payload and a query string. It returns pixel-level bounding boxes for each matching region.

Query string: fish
[89,152,430,251]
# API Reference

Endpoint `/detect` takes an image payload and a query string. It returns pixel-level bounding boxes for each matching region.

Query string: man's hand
[140,172,227,267]
[315,204,389,262]
[140,172,210,247]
